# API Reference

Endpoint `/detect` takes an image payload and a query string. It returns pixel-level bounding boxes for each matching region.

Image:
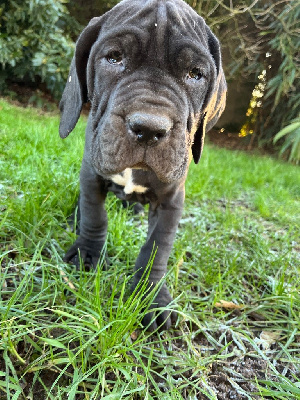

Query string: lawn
[0,98,299,399]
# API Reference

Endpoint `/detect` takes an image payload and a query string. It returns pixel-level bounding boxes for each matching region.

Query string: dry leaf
[59,269,76,290]
[255,330,281,350]
[215,300,244,309]
[177,257,184,268]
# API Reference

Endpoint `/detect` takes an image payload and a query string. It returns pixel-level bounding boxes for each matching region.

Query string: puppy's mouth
[131,162,151,171]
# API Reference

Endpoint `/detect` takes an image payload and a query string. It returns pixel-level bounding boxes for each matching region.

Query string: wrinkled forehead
[98,0,209,56]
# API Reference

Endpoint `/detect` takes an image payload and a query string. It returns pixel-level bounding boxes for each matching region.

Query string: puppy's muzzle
[127,113,172,147]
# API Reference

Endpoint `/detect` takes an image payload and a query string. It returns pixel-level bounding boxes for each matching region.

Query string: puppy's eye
[188,68,203,80]
[107,51,123,65]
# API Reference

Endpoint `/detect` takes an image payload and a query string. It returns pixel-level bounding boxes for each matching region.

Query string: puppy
[59,0,226,330]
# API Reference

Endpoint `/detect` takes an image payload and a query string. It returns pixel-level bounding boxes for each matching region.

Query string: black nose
[128,113,172,146]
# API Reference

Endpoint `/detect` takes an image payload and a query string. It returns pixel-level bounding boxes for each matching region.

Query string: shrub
[245,0,300,161]
[273,119,300,164]
[186,0,300,162]
[0,0,80,99]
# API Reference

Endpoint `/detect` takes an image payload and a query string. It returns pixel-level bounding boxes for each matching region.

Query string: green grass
[0,98,299,399]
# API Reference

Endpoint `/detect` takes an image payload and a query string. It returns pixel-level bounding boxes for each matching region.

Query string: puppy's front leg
[64,159,108,268]
[133,187,185,331]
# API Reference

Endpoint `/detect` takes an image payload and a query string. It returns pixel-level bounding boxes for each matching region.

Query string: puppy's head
[59,0,226,183]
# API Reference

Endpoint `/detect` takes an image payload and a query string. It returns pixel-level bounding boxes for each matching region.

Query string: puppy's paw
[134,282,177,331]
[122,200,144,215]
[64,237,108,269]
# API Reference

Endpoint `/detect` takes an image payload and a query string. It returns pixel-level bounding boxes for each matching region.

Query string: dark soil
[172,328,298,400]
[207,129,251,152]
[206,129,277,156]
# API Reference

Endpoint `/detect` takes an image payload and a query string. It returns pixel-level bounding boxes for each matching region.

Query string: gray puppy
[59,0,226,331]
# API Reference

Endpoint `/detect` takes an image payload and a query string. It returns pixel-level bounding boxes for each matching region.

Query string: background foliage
[0,0,299,161]
[186,0,300,162]
[0,0,80,99]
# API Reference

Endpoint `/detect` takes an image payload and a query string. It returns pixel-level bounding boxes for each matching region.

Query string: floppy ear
[192,112,207,165]
[192,26,227,164]
[59,17,103,139]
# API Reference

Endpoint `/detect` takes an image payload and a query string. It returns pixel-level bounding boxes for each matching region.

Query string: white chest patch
[110,168,148,195]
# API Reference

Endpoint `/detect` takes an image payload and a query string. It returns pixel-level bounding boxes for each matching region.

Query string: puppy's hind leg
[122,200,144,215]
